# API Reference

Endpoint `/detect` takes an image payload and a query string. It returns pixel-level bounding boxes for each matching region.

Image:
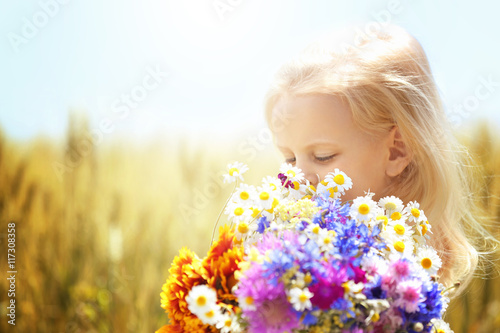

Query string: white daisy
[223,161,249,183]
[430,319,454,333]
[288,287,313,311]
[224,202,251,223]
[415,219,432,237]
[216,312,241,333]
[403,201,425,224]
[186,285,218,316]
[197,304,222,325]
[384,235,415,258]
[325,169,353,194]
[350,194,380,224]
[231,184,257,207]
[378,196,404,217]
[305,222,323,241]
[415,245,442,276]
[235,220,258,240]
[384,220,414,240]
[255,185,275,210]
[261,176,282,192]
[316,228,336,252]
[279,163,305,183]
[238,295,256,311]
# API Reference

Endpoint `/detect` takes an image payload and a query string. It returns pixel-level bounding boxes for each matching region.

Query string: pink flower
[394,279,422,313]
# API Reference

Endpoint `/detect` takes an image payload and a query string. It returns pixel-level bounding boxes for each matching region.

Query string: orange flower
[159,247,214,332]
[203,225,244,303]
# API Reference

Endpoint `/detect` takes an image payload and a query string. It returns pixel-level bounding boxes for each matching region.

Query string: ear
[385,126,412,177]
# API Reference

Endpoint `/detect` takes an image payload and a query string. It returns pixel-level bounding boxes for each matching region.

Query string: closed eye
[285,157,296,164]
[316,155,335,162]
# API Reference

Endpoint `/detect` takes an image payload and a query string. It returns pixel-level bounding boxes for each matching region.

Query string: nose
[295,159,319,187]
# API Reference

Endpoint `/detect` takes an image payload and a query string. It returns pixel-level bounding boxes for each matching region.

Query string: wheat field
[0,117,499,333]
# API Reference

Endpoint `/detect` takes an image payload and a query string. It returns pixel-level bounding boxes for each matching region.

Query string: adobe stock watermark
[448,75,498,128]
[212,0,244,21]
[6,0,72,53]
[52,65,169,181]
[334,0,407,53]
[179,106,293,223]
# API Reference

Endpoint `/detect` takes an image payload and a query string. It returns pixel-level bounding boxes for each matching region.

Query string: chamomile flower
[223,162,249,183]
[288,287,313,311]
[216,312,241,333]
[186,284,218,316]
[197,304,222,325]
[255,185,275,210]
[305,222,323,241]
[404,201,424,223]
[325,169,353,194]
[235,220,258,240]
[238,295,256,311]
[232,184,257,207]
[279,163,305,183]
[261,176,282,192]
[415,245,442,276]
[224,202,251,223]
[384,220,414,240]
[430,319,454,333]
[317,228,336,252]
[378,196,404,216]
[350,194,380,223]
[385,235,415,258]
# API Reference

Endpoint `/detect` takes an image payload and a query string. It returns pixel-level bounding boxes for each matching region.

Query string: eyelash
[285,155,335,164]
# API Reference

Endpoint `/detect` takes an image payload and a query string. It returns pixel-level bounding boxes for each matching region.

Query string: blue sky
[1,0,499,143]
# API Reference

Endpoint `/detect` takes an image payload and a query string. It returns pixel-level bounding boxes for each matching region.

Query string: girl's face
[271,94,395,201]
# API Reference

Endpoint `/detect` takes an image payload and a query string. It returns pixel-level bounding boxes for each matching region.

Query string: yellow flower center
[259,192,270,201]
[342,282,350,294]
[333,174,345,185]
[224,319,232,327]
[299,293,308,303]
[309,185,316,192]
[376,216,388,226]
[421,257,432,269]
[390,211,402,220]
[358,203,370,215]
[304,274,312,284]
[229,167,239,176]
[292,181,300,189]
[270,183,277,191]
[272,197,279,208]
[437,330,445,333]
[394,224,405,235]
[371,313,380,323]
[251,208,260,218]
[421,224,428,235]
[240,191,249,200]
[196,295,207,307]
[245,296,254,305]
[238,223,249,234]
[320,180,328,186]
[234,207,244,216]
[323,237,331,245]
[394,241,405,252]
[385,202,397,210]
[287,170,296,177]
[411,208,420,218]
[312,226,320,234]
[205,310,215,318]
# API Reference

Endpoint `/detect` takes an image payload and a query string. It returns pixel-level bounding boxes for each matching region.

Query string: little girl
[263,25,496,293]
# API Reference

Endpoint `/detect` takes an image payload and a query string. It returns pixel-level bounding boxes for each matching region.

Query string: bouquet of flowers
[156,162,455,333]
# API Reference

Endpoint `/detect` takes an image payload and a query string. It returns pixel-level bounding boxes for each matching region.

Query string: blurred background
[0,0,499,332]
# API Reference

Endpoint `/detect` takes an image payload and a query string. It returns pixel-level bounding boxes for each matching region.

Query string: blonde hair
[264,25,497,294]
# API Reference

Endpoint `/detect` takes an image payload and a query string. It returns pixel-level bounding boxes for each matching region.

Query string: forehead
[271,94,355,146]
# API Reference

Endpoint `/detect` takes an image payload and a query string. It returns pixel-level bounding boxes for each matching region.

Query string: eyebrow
[276,141,340,150]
